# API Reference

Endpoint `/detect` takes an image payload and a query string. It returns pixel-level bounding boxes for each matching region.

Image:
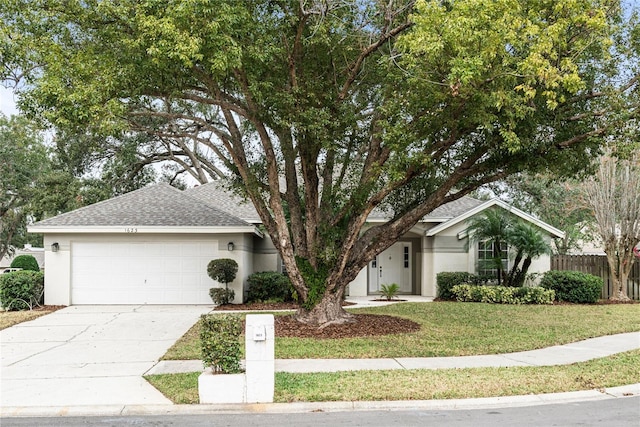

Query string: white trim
[426,198,565,238]
[28,225,263,236]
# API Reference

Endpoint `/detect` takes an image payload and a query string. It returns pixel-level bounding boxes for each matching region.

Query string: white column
[244,314,275,403]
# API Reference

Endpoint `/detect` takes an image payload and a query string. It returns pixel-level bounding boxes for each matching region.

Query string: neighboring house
[0,244,45,272]
[29,183,564,305]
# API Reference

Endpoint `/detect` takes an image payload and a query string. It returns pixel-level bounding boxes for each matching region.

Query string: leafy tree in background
[584,149,640,301]
[0,114,50,260]
[2,0,636,326]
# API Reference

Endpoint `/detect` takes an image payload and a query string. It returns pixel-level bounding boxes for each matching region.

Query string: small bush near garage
[200,314,242,374]
[246,271,293,303]
[540,271,603,304]
[451,284,555,304]
[207,258,238,287]
[209,288,235,305]
[0,270,45,310]
[9,255,40,272]
[436,272,481,300]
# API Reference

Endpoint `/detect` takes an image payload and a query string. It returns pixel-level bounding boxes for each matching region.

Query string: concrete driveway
[1,305,212,409]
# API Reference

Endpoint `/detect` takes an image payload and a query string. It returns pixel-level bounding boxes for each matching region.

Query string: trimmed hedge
[200,314,243,374]
[540,270,603,303]
[246,271,293,303]
[209,287,235,305]
[451,284,555,305]
[0,270,45,310]
[436,272,481,300]
[10,254,40,272]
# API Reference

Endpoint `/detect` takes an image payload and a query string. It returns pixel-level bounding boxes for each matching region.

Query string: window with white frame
[477,240,508,281]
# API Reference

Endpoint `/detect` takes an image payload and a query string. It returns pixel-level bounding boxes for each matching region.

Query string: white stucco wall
[347,268,368,297]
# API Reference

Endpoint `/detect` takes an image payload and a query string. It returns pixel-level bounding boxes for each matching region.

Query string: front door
[368,242,412,294]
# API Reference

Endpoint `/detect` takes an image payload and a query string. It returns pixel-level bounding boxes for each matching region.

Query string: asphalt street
[2,396,639,427]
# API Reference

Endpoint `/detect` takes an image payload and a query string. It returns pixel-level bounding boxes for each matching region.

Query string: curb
[2,384,638,418]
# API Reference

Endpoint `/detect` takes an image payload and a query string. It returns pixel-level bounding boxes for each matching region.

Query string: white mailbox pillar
[244,314,275,403]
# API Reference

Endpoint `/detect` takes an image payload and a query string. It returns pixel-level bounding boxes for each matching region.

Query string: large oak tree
[2,0,637,325]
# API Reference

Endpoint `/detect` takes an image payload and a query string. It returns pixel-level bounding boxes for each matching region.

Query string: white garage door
[72,241,218,304]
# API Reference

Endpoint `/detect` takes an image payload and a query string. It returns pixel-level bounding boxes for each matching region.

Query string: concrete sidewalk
[147,331,640,375]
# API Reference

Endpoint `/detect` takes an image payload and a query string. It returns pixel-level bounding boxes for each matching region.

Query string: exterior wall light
[228,242,234,251]
[51,242,60,252]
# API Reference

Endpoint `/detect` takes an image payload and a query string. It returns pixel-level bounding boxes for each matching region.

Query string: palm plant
[467,209,551,287]
[466,209,512,285]
[506,222,552,287]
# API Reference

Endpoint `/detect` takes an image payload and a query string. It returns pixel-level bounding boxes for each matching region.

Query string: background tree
[583,150,640,301]
[0,114,50,260]
[2,0,636,326]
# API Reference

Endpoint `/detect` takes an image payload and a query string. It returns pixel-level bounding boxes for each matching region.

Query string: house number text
[124,228,138,233]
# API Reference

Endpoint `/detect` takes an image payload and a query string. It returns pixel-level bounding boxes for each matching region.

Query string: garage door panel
[72,241,218,304]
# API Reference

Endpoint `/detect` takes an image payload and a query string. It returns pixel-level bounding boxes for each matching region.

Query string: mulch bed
[214,301,420,338]
[274,313,421,339]
[214,301,356,311]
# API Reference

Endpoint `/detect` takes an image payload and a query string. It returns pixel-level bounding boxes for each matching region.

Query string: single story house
[29,183,564,305]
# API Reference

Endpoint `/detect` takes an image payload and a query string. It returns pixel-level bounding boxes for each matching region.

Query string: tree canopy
[2,0,637,325]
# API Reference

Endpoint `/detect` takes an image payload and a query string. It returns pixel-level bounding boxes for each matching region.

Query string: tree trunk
[605,246,631,301]
[294,288,355,327]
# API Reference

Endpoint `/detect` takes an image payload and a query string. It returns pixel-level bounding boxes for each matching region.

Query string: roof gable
[425,198,565,238]
[31,183,253,228]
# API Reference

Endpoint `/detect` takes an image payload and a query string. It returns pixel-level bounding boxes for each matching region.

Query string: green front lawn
[162,302,640,360]
[146,349,640,404]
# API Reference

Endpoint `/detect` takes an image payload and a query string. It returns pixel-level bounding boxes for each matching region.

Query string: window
[403,246,409,268]
[477,241,508,281]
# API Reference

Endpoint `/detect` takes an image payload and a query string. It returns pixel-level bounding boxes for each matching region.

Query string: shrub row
[200,313,242,374]
[436,272,484,300]
[246,271,293,303]
[540,270,602,304]
[0,270,45,311]
[451,284,555,305]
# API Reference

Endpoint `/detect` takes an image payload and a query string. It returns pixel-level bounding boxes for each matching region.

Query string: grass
[146,372,201,404]
[145,349,640,404]
[0,308,58,330]
[162,302,640,360]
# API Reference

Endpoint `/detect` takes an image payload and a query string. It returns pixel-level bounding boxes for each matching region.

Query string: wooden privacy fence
[551,255,640,300]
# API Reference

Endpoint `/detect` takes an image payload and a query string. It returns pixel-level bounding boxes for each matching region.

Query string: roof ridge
[180,184,252,227]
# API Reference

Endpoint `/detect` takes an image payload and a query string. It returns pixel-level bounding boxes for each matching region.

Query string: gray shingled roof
[424,196,485,219]
[186,182,262,223]
[367,196,485,221]
[33,181,485,229]
[32,183,252,228]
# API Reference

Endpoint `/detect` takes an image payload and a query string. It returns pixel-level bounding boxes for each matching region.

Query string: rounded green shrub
[0,270,45,310]
[209,287,235,305]
[246,271,293,303]
[540,270,603,303]
[207,258,238,286]
[10,254,40,272]
[436,272,481,300]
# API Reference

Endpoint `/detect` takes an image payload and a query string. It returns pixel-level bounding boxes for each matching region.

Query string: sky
[0,86,19,117]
